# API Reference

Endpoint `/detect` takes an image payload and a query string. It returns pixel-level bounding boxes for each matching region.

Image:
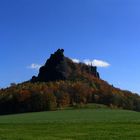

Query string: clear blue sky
[0,0,140,93]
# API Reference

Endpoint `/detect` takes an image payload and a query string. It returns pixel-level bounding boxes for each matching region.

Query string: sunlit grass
[0,105,139,140]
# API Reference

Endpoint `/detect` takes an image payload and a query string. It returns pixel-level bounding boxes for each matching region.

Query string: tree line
[0,74,140,114]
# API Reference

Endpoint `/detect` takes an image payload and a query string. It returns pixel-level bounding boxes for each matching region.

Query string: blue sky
[0,0,140,93]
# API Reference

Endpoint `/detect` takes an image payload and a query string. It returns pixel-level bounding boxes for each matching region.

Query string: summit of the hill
[31,49,100,82]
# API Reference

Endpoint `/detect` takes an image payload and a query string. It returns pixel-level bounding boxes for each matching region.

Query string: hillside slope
[0,49,140,114]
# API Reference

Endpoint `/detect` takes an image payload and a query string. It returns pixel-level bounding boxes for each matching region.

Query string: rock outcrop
[31,49,100,82]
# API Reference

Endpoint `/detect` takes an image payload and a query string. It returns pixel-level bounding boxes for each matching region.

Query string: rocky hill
[0,49,140,115]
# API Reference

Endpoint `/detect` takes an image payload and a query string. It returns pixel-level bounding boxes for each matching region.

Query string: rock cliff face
[31,49,100,82]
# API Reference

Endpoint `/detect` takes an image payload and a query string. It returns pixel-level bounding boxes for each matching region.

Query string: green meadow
[0,105,140,140]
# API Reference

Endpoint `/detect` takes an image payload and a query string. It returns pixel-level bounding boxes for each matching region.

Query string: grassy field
[0,105,140,140]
